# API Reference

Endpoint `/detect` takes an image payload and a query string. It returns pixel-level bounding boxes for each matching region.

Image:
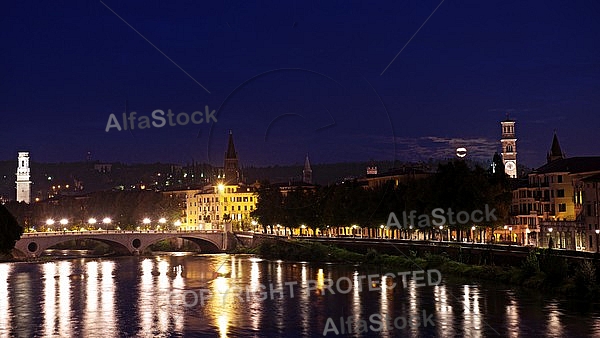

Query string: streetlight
[60,219,68,232]
[380,224,385,239]
[548,227,553,248]
[595,229,599,252]
[509,226,513,243]
[46,219,55,231]
[471,226,476,243]
[142,218,151,232]
[439,225,444,241]
[158,217,166,231]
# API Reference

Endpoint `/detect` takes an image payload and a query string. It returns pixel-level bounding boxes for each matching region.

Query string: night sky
[2,1,599,168]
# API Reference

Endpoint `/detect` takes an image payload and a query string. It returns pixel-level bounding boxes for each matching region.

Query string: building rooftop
[535,157,600,174]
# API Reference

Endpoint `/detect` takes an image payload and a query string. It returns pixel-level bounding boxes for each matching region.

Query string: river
[1,253,599,337]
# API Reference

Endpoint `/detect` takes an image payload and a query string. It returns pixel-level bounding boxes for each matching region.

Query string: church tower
[547,131,564,163]
[16,152,31,203]
[500,117,517,178]
[224,131,240,184]
[302,154,312,184]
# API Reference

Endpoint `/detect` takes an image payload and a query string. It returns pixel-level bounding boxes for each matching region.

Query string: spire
[225,130,237,159]
[547,131,564,163]
[302,154,312,184]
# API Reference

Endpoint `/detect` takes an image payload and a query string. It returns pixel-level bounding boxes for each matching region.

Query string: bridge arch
[14,231,227,258]
[139,235,222,254]
[16,236,132,257]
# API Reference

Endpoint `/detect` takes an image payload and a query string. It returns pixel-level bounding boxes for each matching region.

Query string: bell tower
[224,131,240,184]
[16,152,31,203]
[501,117,517,178]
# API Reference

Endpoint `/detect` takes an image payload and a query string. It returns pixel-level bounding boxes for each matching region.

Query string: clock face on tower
[505,161,515,172]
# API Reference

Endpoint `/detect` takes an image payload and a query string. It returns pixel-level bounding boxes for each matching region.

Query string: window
[558,203,566,212]
[224,206,227,211]
[250,197,253,202]
[557,175,563,183]
[557,189,564,198]
[244,206,247,211]
[238,206,241,211]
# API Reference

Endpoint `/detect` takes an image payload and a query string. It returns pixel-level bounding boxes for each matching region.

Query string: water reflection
[545,301,564,338]
[0,265,11,336]
[0,256,599,337]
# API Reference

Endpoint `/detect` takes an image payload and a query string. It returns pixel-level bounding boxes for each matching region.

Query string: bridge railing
[21,229,223,237]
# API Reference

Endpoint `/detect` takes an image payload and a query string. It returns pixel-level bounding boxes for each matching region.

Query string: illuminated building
[501,117,517,178]
[16,152,31,203]
[182,131,257,230]
[510,133,600,250]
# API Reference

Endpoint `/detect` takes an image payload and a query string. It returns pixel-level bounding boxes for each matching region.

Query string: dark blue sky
[2,1,599,168]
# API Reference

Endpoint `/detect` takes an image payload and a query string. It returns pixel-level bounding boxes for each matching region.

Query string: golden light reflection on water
[462,285,482,338]
[208,255,232,338]
[352,272,362,320]
[101,262,117,335]
[505,291,519,338]
[249,257,263,332]
[0,265,11,336]
[379,275,391,338]
[2,255,599,337]
[136,258,188,336]
[58,261,72,336]
[42,262,56,337]
[545,301,564,338]
[434,283,454,336]
[84,261,98,337]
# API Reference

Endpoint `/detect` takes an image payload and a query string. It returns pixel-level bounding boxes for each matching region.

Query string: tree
[0,204,24,255]
[251,181,283,233]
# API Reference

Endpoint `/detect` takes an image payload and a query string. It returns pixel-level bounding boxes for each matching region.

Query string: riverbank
[236,239,600,299]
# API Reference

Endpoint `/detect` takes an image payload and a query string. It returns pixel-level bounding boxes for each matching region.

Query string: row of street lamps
[42,217,182,231]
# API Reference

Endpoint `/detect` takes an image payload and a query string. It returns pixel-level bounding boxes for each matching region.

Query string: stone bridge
[13,230,229,258]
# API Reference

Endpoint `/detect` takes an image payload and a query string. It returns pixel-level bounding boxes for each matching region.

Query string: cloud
[392,136,499,162]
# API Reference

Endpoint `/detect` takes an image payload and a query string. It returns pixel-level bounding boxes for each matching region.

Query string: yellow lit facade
[185,183,258,230]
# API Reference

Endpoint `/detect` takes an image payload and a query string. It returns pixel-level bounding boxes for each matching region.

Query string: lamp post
[509,226,513,244]
[103,217,111,232]
[88,218,97,231]
[548,227,553,248]
[471,226,476,243]
[46,219,55,232]
[143,218,151,231]
[158,217,166,231]
[439,225,443,242]
[60,218,68,232]
[380,224,385,239]
[595,229,599,253]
